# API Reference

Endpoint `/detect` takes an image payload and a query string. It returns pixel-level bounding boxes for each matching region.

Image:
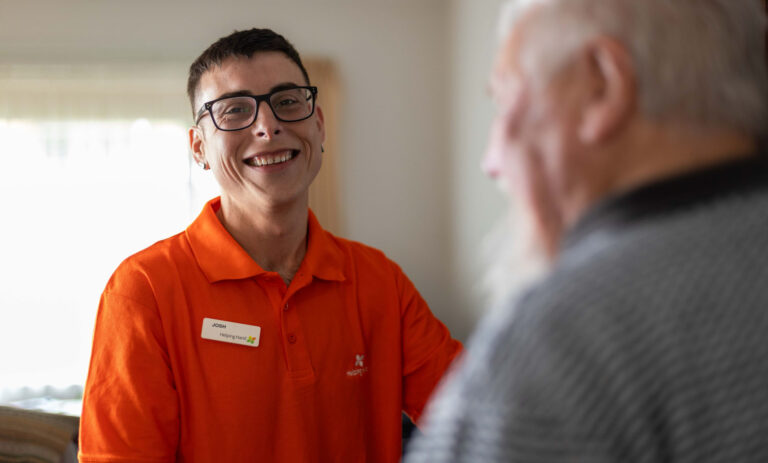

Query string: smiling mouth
[244,149,299,167]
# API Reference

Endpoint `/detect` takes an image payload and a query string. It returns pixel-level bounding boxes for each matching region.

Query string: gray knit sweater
[406,152,768,463]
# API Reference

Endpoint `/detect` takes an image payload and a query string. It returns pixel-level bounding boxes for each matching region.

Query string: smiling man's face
[190,51,325,212]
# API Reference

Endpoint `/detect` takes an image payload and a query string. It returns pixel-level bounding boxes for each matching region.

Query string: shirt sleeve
[394,262,463,425]
[79,264,179,463]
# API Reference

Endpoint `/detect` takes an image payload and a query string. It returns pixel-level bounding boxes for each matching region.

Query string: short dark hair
[186,28,310,117]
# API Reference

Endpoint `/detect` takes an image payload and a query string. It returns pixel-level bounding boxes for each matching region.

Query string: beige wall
[0,0,509,341]
[447,0,509,335]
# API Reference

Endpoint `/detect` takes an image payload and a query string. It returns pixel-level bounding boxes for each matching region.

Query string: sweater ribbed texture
[406,154,768,463]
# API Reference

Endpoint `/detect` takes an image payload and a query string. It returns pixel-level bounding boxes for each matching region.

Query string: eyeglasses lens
[210,88,314,130]
[269,88,314,122]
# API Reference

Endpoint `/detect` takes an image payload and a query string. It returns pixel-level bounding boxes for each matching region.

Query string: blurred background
[0,0,511,410]
[1,0,767,422]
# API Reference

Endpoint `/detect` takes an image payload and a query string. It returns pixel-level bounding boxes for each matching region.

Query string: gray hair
[499,0,768,138]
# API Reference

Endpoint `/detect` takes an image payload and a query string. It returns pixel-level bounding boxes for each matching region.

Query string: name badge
[201,318,261,347]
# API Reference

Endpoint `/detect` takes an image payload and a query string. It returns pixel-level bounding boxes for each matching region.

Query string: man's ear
[315,105,326,145]
[189,126,207,165]
[578,37,636,144]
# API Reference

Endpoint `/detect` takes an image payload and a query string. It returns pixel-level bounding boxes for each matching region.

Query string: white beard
[479,200,551,314]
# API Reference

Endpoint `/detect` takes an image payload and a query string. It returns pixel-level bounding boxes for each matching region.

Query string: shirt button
[283,303,290,311]
[287,333,297,344]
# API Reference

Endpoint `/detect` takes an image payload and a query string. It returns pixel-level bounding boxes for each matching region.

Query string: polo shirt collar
[302,209,346,282]
[186,197,346,283]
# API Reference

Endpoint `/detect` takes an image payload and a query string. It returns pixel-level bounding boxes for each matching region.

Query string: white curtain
[0,64,217,409]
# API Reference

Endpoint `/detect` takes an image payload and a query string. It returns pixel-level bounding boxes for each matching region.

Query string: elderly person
[79,28,461,462]
[406,0,768,462]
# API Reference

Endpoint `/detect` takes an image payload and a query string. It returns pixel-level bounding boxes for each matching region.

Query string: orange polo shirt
[79,198,461,463]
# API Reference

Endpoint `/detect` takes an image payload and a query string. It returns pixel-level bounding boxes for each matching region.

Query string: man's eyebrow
[269,82,303,93]
[213,83,303,101]
[214,90,255,100]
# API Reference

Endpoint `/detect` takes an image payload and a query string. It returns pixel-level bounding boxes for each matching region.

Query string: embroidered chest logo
[346,354,369,377]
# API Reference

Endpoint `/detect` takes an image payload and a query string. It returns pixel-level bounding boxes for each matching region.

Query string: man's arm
[394,262,463,424]
[79,269,179,463]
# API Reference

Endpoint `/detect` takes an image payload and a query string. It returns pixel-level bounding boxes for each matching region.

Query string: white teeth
[246,150,295,167]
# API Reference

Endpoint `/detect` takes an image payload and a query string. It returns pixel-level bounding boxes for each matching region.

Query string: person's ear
[578,37,636,143]
[315,105,326,145]
[189,126,208,168]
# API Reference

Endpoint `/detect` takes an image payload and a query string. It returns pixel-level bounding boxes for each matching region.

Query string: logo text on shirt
[346,354,368,377]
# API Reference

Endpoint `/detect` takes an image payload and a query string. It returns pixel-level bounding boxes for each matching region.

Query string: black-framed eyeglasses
[195,86,318,131]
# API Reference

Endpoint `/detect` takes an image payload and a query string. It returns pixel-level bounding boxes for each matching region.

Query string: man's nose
[482,154,499,179]
[251,101,282,137]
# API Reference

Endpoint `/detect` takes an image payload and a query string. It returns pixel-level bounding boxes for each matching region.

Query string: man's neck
[611,123,757,196]
[218,195,309,285]
[564,122,757,231]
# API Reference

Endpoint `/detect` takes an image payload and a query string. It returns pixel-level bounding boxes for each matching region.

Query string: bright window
[0,117,218,412]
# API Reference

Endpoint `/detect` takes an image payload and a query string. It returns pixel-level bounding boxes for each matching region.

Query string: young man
[79,28,461,462]
[407,0,768,461]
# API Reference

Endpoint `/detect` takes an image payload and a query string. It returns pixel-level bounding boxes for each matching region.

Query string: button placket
[284,302,298,345]
[281,298,313,376]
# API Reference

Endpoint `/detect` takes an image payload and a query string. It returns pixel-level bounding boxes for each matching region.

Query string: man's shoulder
[322,230,404,274]
[105,231,191,294]
[559,185,768,293]
[501,188,768,365]
[120,230,189,269]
